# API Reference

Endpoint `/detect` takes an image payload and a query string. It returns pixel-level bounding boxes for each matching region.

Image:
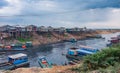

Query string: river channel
[0,32,120,67]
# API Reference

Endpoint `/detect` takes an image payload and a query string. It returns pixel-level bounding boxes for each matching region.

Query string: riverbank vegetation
[72,44,120,73]
[17,37,31,43]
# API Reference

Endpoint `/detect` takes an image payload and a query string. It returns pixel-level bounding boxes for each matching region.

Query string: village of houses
[0,25,91,45]
[0,25,116,46]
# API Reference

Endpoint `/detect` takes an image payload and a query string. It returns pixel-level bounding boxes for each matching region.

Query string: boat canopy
[79,45,94,49]
[8,53,27,59]
[77,49,94,54]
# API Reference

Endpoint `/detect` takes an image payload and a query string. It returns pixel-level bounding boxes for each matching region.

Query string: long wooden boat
[0,48,27,52]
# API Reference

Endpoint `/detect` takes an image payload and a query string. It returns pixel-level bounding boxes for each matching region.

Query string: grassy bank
[72,44,120,73]
[17,37,31,43]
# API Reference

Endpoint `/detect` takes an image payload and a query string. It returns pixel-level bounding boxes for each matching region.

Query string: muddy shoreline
[31,30,117,47]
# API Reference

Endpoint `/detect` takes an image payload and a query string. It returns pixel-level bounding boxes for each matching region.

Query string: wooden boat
[38,56,52,68]
[0,53,29,70]
[0,47,27,52]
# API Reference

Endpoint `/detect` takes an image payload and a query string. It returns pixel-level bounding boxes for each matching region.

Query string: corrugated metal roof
[79,45,94,49]
[8,53,27,59]
[77,49,94,54]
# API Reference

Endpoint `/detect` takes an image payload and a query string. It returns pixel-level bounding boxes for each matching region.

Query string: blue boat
[76,49,94,56]
[38,56,52,68]
[79,45,99,52]
[0,53,29,70]
[67,47,95,56]
[66,47,94,60]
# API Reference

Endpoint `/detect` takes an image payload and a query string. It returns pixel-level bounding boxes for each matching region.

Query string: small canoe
[38,56,52,68]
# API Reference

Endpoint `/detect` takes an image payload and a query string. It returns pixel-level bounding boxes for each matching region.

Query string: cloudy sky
[0,0,120,28]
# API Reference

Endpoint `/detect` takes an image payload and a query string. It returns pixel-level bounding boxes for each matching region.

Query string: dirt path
[3,65,77,73]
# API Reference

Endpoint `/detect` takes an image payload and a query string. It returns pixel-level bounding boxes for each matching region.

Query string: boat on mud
[0,53,29,70]
[38,56,52,68]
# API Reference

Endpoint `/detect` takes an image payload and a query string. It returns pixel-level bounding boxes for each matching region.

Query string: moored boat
[66,46,96,60]
[66,46,98,60]
[67,47,95,56]
[38,56,52,68]
[0,47,27,52]
[0,44,27,52]
[0,53,29,70]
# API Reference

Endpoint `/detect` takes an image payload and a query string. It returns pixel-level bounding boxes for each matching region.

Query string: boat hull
[0,62,29,70]
[0,48,27,52]
[66,54,82,60]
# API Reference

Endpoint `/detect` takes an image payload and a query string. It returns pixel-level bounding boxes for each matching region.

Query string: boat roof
[79,45,95,49]
[77,49,94,54]
[8,53,27,59]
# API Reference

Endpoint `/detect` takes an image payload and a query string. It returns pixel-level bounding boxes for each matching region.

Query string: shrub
[72,44,120,72]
